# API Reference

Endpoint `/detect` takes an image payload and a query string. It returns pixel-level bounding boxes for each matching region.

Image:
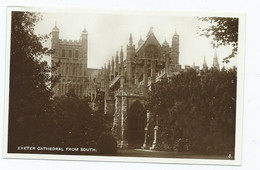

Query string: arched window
[69,50,72,58]
[62,49,65,57]
[75,50,79,58]
[145,45,158,59]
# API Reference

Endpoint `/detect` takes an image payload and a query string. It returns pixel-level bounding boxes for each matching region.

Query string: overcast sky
[34,10,236,69]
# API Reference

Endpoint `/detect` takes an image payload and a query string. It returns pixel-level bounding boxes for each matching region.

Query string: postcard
[3,6,245,165]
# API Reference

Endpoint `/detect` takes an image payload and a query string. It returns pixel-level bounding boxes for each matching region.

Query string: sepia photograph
[3,7,245,165]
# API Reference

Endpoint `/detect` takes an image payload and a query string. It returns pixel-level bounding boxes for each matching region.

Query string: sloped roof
[135,32,161,55]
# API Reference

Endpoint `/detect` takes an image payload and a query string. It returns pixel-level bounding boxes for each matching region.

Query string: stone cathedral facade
[98,28,183,149]
[99,28,220,149]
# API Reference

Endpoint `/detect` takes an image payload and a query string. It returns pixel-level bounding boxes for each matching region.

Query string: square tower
[51,24,89,98]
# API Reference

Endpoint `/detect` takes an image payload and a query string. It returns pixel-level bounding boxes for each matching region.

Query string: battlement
[59,39,82,46]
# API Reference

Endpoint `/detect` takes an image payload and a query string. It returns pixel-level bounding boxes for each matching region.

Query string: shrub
[97,133,117,154]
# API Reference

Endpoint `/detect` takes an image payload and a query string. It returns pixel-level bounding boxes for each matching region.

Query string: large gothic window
[62,49,65,57]
[75,50,79,58]
[69,50,72,58]
[145,45,158,59]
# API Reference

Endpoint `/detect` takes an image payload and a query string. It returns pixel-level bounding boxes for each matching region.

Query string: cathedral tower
[51,24,90,98]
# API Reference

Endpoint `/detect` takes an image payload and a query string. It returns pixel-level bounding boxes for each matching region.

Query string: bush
[97,133,117,154]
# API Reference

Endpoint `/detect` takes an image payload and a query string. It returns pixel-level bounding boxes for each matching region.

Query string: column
[120,94,128,148]
[150,114,158,150]
[143,60,148,86]
[151,60,155,83]
[142,110,150,149]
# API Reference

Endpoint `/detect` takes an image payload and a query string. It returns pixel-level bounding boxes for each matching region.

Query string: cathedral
[99,27,221,149]
[99,27,183,149]
[51,24,220,149]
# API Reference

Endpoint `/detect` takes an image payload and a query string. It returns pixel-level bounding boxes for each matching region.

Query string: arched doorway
[127,100,146,147]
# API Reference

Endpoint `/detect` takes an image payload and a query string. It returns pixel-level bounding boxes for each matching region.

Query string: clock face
[145,45,159,59]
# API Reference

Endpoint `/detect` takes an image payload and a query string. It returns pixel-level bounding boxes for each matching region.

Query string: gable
[136,33,161,56]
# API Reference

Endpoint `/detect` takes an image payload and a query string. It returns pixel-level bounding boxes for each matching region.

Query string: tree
[50,90,107,151]
[8,12,58,152]
[147,68,237,153]
[197,17,238,63]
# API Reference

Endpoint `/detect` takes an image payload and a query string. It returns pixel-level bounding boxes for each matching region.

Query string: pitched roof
[135,32,161,55]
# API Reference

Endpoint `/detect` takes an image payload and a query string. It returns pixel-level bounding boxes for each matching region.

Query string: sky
[34,10,237,69]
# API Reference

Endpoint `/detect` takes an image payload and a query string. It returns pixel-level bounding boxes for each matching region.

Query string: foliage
[97,133,117,154]
[50,90,107,148]
[8,12,58,152]
[147,68,237,153]
[197,17,238,63]
[8,12,109,153]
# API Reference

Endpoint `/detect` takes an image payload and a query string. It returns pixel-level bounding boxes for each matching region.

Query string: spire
[107,60,111,80]
[138,35,144,47]
[203,56,207,65]
[174,28,178,36]
[104,63,107,76]
[120,46,124,63]
[115,51,119,74]
[52,20,59,32]
[82,25,88,35]
[111,56,115,75]
[147,26,154,37]
[213,49,220,70]
[203,56,208,70]
[120,46,124,77]
[129,33,133,46]
[116,51,119,63]
[162,39,169,47]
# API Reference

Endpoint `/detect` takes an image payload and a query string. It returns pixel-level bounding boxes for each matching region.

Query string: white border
[3,6,246,166]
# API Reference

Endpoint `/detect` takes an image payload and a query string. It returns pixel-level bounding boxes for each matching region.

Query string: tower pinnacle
[147,26,154,37]
[174,28,178,36]
[52,21,59,32]
[203,56,208,71]
[138,35,144,47]
[120,46,124,62]
[82,25,88,35]
[129,33,133,46]
[212,49,220,70]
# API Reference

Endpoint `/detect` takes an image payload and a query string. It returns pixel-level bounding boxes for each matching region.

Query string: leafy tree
[197,17,238,63]
[50,90,107,150]
[147,68,237,154]
[8,12,58,152]
[8,12,109,154]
